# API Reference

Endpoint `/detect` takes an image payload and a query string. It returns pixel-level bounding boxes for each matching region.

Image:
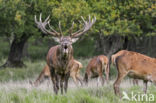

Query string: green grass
[0,59,156,103]
[0,60,46,82]
[0,84,156,103]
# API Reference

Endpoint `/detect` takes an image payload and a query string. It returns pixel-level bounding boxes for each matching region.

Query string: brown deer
[30,64,50,87]
[35,14,96,94]
[112,54,139,86]
[70,60,83,86]
[30,60,83,87]
[84,55,109,86]
[112,50,156,96]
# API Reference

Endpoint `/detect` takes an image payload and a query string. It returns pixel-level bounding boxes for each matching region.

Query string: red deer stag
[84,55,109,86]
[112,50,156,96]
[35,14,96,94]
[30,60,83,86]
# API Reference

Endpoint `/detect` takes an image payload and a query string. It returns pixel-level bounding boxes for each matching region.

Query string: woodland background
[0,0,155,68]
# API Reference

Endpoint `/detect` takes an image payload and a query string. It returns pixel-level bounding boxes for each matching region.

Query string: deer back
[114,50,156,82]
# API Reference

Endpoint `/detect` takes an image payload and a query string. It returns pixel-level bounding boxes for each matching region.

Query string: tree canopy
[0,0,155,38]
[0,0,155,67]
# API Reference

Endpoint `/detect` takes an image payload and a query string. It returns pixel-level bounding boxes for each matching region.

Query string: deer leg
[34,75,45,87]
[143,80,148,94]
[76,74,83,86]
[55,75,59,91]
[105,65,109,83]
[51,76,57,94]
[71,72,78,86]
[113,73,127,96]
[46,77,51,87]
[133,79,139,86]
[60,76,64,94]
[100,75,104,86]
[31,70,45,87]
[50,68,58,94]
[97,67,104,86]
[64,72,70,93]
[97,76,104,87]
[97,77,100,87]
[83,73,89,86]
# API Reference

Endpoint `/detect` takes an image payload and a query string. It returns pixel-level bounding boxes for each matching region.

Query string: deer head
[35,14,96,56]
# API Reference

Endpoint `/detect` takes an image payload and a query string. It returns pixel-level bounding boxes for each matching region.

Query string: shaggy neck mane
[57,45,73,65]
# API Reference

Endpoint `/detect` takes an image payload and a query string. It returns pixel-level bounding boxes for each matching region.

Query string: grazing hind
[30,60,83,86]
[112,50,156,96]
[84,55,109,86]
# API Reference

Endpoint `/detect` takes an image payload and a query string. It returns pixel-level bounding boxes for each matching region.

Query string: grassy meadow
[0,38,156,103]
[0,59,156,103]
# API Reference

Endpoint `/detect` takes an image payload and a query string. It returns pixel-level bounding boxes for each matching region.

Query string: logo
[122,91,154,102]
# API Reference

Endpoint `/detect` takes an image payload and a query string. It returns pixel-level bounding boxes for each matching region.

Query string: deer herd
[32,14,156,97]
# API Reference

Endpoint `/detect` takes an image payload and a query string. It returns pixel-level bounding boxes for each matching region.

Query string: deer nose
[64,45,68,49]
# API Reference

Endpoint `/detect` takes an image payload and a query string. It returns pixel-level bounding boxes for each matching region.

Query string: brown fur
[46,44,74,94]
[30,60,83,86]
[84,55,109,86]
[112,50,156,96]
[70,60,83,86]
[112,53,139,86]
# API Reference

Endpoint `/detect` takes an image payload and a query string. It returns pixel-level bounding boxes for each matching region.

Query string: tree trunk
[0,34,30,68]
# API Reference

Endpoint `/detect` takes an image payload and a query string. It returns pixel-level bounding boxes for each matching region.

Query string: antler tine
[70,20,84,36]
[47,21,60,36]
[34,15,37,24]
[35,14,47,34]
[69,21,75,35]
[34,13,61,37]
[70,15,96,38]
[39,13,42,22]
[45,15,50,22]
[89,15,91,23]
[59,21,63,36]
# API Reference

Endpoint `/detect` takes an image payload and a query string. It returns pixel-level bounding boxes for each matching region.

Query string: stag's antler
[35,13,62,37]
[35,14,96,38]
[70,15,96,38]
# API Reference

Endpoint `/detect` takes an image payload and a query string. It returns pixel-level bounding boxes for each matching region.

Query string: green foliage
[0,0,53,38]
[0,0,155,38]
[0,37,9,59]
[90,0,155,36]
[73,36,95,58]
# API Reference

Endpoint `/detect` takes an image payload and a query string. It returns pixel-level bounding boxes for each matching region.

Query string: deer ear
[72,38,79,43]
[52,37,60,43]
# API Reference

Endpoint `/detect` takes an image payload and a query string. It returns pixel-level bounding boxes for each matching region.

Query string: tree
[87,0,156,56]
[0,0,54,68]
[0,0,92,68]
